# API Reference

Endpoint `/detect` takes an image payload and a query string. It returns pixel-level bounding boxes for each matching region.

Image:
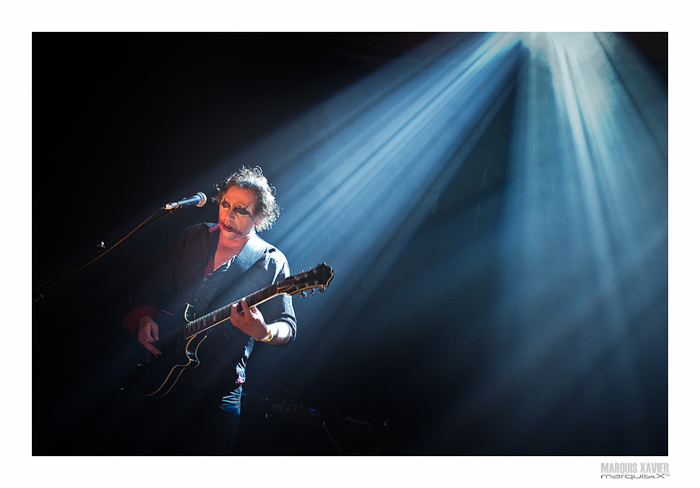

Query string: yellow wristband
[260,324,275,342]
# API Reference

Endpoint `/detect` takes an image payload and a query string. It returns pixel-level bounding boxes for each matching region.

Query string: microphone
[164,192,207,210]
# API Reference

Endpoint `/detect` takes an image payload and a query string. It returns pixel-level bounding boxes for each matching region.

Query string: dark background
[32,32,668,456]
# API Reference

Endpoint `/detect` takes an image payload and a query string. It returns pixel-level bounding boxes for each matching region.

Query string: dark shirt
[122,222,296,389]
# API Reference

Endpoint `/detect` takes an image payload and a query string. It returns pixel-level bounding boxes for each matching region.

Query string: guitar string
[153,269,327,344]
[157,284,280,343]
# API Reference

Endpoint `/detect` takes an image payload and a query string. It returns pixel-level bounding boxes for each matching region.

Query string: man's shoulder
[250,234,288,268]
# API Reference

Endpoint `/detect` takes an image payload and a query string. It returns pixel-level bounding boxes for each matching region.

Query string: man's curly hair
[213,166,280,232]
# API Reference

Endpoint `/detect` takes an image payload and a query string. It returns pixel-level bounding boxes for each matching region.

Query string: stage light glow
[220,34,524,308]
[199,32,666,454]
[34,32,668,456]
[205,34,529,380]
[420,32,667,454]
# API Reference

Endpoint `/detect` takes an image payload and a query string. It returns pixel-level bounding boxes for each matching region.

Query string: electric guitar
[129,262,334,397]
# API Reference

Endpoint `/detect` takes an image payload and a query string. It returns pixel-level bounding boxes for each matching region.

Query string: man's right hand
[137,316,162,356]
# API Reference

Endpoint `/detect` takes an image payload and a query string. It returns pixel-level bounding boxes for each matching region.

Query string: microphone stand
[33,206,187,304]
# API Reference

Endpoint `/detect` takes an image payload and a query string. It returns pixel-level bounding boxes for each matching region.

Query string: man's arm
[260,320,294,346]
[229,298,292,345]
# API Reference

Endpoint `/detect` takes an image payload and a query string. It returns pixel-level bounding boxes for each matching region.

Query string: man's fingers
[242,298,260,316]
[241,298,251,316]
[141,338,162,356]
[231,302,243,319]
[139,324,161,355]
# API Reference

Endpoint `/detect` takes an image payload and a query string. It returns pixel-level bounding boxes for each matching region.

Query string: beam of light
[181,32,666,454]
[205,33,527,381]
[424,32,667,454]
[35,32,668,456]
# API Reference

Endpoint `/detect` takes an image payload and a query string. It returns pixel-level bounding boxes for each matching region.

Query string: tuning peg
[319,287,326,293]
[310,289,315,296]
[300,291,307,298]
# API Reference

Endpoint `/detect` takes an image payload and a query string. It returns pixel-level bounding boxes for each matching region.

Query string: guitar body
[127,263,334,397]
[130,303,207,397]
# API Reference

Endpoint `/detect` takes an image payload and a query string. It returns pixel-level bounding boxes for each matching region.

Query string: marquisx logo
[600,462,670,480]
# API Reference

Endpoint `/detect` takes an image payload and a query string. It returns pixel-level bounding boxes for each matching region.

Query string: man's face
[218,186,260,240]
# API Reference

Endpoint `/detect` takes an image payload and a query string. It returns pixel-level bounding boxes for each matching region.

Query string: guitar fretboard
[162,282,281,345]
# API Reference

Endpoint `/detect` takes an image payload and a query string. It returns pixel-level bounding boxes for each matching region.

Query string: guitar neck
[182,282,281,338]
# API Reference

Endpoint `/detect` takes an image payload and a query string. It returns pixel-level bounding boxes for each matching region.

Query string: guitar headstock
[279,263,334,297]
